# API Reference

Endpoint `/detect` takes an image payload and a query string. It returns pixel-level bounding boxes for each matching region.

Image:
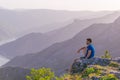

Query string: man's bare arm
[86,50,91,59]
[77,47,86,53]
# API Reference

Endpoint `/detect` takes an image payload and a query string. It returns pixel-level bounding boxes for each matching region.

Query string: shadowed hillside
[0,67,30,80]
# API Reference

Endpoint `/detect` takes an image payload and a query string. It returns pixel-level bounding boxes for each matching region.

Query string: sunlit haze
[0,0,120,11]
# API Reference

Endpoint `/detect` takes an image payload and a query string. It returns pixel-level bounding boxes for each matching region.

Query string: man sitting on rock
[76,38,95,60]
[69,38,95,73]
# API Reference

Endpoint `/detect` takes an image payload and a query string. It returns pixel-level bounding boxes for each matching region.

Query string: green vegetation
[26,67,55,80]
[109,61,120,68]
[100,74,118,80]
[26,65,119,80]
[56,74,82,80]
[101,50,112,59]
[82,67,101,78]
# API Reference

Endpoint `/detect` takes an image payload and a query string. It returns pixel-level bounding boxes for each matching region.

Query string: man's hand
[77,49,80,53]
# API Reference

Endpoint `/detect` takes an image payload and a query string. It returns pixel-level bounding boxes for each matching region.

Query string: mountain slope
[0,67,29,80]
[0,12,120,58]
[3,16,120,75]
[0,33,53,58]
[46,11,120,42]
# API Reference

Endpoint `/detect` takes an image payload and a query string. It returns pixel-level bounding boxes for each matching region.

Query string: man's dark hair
[86,38,92,43]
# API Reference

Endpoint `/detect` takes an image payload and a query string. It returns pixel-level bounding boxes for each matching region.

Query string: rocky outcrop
[71,57,120,80]
[81,57,111,66]
[71,57,111,74]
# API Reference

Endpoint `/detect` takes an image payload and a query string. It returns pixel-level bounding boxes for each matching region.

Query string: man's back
[85,44,95,59]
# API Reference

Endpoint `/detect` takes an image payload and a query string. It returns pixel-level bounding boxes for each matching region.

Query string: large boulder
[70,57,120,80]
[71,57,111,74]
[81,57,111,66]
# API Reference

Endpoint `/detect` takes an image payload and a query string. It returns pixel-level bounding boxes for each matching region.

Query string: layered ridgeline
[0,33,51,58]
[3,16,120,75]
[0,9,115,38]
[0,12,120,58]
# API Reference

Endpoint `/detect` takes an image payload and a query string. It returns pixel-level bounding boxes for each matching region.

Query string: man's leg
[69,58,78,72]
[69,47,87,73]
[69,57,85,73]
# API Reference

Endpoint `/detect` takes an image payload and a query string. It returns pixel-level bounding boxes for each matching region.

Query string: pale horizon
[0,0,120,11]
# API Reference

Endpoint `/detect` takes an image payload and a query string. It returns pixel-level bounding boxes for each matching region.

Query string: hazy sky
[0,0,120,11]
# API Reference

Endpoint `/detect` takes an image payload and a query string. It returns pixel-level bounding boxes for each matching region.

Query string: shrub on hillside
[26,67,55,80]
[100,74,118,80]
[101,50,112,59]
[109,61,119,68]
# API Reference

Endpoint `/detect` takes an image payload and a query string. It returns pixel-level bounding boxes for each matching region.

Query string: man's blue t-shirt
[85,44,95,59]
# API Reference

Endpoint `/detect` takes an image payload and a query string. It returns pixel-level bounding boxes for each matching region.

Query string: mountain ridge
[3,16,120,75]
[0,12,120,58]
